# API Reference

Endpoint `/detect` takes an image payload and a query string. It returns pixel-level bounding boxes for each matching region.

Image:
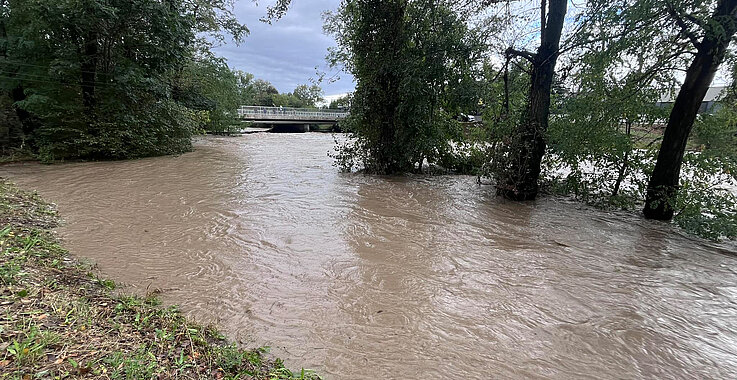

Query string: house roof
[659,85,728,103]
[704,86,728,102]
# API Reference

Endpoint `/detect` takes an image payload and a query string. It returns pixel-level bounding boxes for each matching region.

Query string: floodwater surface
[2,134,737,379]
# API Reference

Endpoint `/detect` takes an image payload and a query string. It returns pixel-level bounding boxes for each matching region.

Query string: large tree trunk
[497,0,567,201]
[375,0,405,175]
[643,0,737,220]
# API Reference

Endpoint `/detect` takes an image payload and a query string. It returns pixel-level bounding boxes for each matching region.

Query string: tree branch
[682,12,708,30]
[666,4,702,50]
[511,59,531,75]
[540,0,547,45]
[505,47,535,63]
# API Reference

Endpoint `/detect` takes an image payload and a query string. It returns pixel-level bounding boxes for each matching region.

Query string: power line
[0,72,139,88]
[0,59,108,75]
[0,59,252,89]
[0,64,191,89]
[0,69,143,88]
[0,58,177,78]
[0,74,175,91]
[0,62,252,91]
[0,71,241,92]
[0,70,73,80]
[0,74,83,87]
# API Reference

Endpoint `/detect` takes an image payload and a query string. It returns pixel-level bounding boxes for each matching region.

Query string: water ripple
[1,133,736,379]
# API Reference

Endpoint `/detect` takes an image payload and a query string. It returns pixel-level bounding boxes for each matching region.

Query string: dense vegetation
[249,80,324,108]
[328,0,737,240]
[0,0,317,160]
[326,0,483,173]
[1,0,195,161]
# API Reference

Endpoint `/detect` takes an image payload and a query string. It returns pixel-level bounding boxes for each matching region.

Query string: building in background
[656,86,728,114]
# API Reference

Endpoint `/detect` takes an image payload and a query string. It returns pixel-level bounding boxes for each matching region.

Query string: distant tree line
[327,94,352,110]
[247,80,324,108]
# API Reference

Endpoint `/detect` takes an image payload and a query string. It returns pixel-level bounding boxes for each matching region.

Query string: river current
[2,134,736,379]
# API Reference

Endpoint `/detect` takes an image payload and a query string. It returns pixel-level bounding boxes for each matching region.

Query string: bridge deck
[238,106,348,123]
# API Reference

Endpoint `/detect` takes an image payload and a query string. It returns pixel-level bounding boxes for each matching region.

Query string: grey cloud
[212,0,355,96]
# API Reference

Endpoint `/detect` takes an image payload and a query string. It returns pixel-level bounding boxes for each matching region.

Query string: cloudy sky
[212,1,353,97]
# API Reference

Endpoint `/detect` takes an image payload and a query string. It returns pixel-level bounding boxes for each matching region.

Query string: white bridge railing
[238,106,349,121]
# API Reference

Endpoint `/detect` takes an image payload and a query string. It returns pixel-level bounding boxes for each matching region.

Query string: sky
[212,0,354,97]
[211,1,728,98]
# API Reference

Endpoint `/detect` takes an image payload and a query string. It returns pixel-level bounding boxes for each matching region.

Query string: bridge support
[269,124,310,133]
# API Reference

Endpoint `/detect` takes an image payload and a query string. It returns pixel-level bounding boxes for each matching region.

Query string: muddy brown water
[2,134,737,379]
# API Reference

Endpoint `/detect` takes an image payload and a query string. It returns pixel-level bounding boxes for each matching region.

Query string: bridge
[238,106,348,125]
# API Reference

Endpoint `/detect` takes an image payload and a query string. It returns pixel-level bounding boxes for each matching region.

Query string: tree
[175,57,245,133]
[251,79,280,106]
[495,0,568,201]
[292,84,324,108]
[644,0,737,220]
[326,0,484,173]
[1,0,198,160]
[328,94,352,109]
[0,0,291,160]
[235,71,257,106]
[546,47,673,208]
[522,0,737,239]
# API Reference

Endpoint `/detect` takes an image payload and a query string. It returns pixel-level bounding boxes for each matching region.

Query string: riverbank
[0,180,319,379]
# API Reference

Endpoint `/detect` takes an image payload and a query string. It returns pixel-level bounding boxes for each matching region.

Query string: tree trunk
[0,3,7,59]
[502,60,509,119]
[643,0,737,220]
[497,0,567,201]
[80,31,98,120]
[375,1,405,175]
[612,121,632,197]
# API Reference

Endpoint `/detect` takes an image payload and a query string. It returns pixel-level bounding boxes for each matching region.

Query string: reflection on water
[2,134,736,379]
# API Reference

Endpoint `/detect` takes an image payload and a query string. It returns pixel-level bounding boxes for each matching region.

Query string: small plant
[269,365,322,380]
[97,278,117,290]
[217,344,255,374]
[0,260,21,285]
[6,326,47,366]
[173,350,194,373]
[105,347,160,380]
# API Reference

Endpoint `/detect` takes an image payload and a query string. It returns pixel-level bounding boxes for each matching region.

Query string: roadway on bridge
[238,106,348,124]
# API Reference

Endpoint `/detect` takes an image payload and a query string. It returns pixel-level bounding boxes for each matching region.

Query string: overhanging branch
[666,5,702,50]
[505,47,535,63]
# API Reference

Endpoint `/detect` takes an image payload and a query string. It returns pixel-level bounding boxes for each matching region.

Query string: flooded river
[2,134,737,379]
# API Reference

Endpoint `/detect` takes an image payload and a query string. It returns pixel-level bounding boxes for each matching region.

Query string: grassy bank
[0,181,319,379]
